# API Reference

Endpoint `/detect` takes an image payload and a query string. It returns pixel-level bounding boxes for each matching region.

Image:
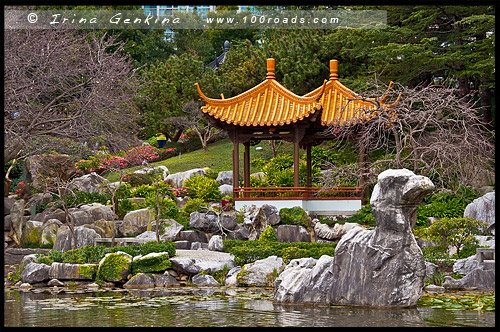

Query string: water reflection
[4,288,495,327]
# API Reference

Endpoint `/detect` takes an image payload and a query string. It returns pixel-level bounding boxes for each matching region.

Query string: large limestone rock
[313,221,364,241]
[134,165,170,181]
[21,220,44,246]
[237,256,284,287]
[160,219,184,242]
[274,168,435,308]
[19,262,51,284]
[189,211,221,233]
[243,205,269,240]
[276,225,311,242]
[24,154,76,193]
[40,219,63,247]
[9,199,25,246]
[53,225,102,252]
[216,171,233,185]
[119,208,155,236]
[69,203,115,226]
[49,262,96,280]
[464,192,495,234]
[165,168,207,188]
[443,267,495,290]
[67,172,110,195]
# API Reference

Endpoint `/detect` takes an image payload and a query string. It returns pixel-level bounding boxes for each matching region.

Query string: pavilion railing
[233,186,362,200]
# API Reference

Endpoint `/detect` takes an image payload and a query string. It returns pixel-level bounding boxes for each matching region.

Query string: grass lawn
[104,138,295,182]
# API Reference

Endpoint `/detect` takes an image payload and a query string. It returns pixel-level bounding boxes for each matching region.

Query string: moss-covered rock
[131,252,172,274]
[96,251,132,283]
[22,220,43,246]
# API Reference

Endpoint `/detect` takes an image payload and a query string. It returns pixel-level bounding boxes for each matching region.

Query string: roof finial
[266,58,275,80]
[330,59,338,80]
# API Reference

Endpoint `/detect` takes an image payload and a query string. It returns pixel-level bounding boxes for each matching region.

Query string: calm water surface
[4,287,495,327]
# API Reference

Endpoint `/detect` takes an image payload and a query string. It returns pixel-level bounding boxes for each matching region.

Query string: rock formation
[274,168,435,308]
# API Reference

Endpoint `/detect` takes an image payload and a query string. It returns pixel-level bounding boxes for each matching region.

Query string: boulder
[26,193,53,209]
[219,184,233,196]
[175,196,189,209]
[443,267,495,290]
[40,219,63,247]
[313,222,364,241]
[224,225,250,241]
[208,235,223,251]
[160,219,184,242]
[24,154,76,192]
[243,205,268,240]
[9,199,25,246]
[123,273,156,289]
[21,254,39,268]
[216,171,233,185]
[21,220,44,246]
[155,273,180,287]
[261,204,280,225]
[19,262,51,284]
[276,225,311,242]
[53,225,102,252]
[4,196,16,215]
[134,165,170,181]
[177,230,208,243]
[165,168,207,188]
[97,251,133,283]
[192,274,220,286]
[170,257,235,275]
[225,266,242,287]
[189,211,220,233]
[327,169,434,307]
[32,207,66,223]
[453,254,481,275]
[425,261,439,280]
[237,256,284,287]
[69,203,115,226]
[220,213,239,231]
[67,172,110,195]
[49,262,96,280]
[119,208,155,237]
[464,192,495,234]
[274,168,435,308]
[93,219,115,238]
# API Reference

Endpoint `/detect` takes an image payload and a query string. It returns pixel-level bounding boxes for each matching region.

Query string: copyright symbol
[27,13,38,24]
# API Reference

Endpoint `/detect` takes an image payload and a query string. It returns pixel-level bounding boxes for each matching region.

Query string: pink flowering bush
[158,147,177,161]
[74,145,162,175]
[173,187,188,197]
[14,181,26,197]
[123,146,160,167]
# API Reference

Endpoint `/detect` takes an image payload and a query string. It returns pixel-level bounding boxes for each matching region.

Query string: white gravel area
[173,249,235,261]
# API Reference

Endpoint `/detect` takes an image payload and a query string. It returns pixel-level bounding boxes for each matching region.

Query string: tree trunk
[480,76,493,129]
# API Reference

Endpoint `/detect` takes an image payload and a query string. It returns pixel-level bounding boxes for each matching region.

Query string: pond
[4,287,495,327]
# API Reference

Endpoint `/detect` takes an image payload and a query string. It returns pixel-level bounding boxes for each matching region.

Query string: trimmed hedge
[222,239,337,265]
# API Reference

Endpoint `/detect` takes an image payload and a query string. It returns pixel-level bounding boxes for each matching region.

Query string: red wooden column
[243,141,250,197]
[232,139,239,198]
[293,130,300,188]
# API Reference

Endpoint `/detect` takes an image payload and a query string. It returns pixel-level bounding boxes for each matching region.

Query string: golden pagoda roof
[195,58,326,127]
[196,58,399,128]
[304,60,400,127]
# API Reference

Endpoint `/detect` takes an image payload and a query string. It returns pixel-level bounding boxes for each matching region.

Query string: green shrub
[124,172,153,186]
[344,204,376,227]
[182,198,206,215]
[223,239,336,266]
[131,252,172,274]
[279,206,310,227]
[258,225,278,243]
[56,190,111,208]
[184,175,221,202]
[205,168,219,180]
[415,217,489,258]
[35,241,176,265]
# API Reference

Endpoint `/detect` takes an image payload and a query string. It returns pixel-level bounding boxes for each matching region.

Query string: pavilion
[195,58,398,214]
